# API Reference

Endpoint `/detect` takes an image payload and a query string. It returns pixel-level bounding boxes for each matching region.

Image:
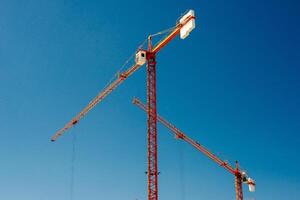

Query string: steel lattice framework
[146,49,158,200]
[235,163,244,200]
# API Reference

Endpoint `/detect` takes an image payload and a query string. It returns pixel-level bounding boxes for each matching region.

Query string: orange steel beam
[51,64,141,141]
[152,15,195,53]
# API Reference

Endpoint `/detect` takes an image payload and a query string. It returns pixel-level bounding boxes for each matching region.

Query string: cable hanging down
[70,129,77,200]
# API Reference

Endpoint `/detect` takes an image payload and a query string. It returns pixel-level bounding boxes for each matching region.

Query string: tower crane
[51,10,196,200]
[132,97,256,200]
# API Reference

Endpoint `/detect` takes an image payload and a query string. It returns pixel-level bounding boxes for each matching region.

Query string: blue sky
[0,0,299,200]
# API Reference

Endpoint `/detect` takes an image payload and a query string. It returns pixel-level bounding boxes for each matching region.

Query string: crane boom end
[132,97,139,104]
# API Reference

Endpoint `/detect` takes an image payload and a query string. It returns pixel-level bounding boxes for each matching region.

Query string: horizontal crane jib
[51,64,141,142]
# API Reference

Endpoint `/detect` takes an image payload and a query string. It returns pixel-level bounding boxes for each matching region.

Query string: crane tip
[132,97,138,104]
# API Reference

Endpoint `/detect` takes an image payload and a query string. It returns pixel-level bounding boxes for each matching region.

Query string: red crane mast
[132,98,255,200]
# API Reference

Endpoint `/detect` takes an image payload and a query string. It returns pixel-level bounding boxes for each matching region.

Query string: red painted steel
[152,15,195,53]
[51,63,142,141]
[235,162,244,200]
[146,37,158,200]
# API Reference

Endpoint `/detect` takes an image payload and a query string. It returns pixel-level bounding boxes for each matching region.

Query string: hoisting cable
[98,38,149,93]
[178,144,186,200]
[149,25,176,38]
[149,25,177,48]
[70,128,77,200]
[116,52,136,75]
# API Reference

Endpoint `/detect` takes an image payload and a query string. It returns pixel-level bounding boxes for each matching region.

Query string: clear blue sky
[1,0,299,200]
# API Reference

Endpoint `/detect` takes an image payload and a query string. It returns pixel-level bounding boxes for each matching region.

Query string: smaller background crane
[132,97,255,200]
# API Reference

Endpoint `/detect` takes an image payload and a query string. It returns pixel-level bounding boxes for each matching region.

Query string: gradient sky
[1,0,299,200]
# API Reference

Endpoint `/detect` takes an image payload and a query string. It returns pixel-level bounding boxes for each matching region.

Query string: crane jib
[51,63,142,142]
